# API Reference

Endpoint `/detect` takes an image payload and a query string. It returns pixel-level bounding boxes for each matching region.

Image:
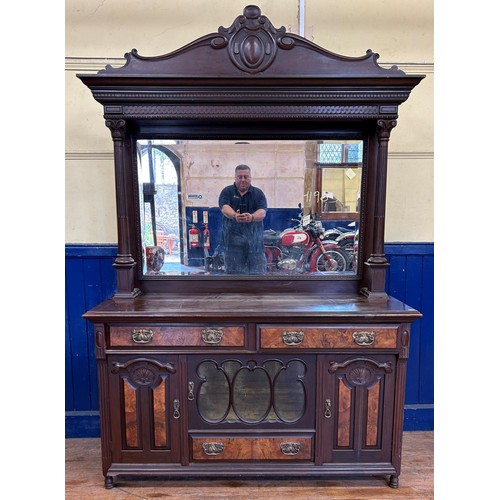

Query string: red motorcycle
[264,211,350,273]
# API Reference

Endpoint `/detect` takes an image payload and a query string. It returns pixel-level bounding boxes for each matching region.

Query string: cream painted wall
[65,0,433,244]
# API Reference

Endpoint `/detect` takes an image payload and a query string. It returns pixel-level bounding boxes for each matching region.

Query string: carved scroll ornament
[213,5,293,74]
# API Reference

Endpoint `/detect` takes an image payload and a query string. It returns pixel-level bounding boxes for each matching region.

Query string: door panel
[107,355,182,463]
[319,354,396,463]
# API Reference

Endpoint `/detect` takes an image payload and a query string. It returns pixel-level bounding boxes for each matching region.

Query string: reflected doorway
[137,141,184,270]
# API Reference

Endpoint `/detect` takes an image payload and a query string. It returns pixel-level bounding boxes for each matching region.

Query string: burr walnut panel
[191,435,313,461]
[259,325,398,349]
[109,325,246,348]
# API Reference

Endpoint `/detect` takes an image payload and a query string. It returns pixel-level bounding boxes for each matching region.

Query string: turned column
[105,119,140,297]
[362,119,397,299]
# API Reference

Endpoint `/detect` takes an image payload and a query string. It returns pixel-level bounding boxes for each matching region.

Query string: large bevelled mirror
[136,139,363,278]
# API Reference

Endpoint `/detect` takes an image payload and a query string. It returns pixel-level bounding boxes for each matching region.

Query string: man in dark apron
[219,165,267,274]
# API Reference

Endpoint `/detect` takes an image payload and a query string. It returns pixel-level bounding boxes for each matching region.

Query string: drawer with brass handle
[109,325,245,348]
[191,435,313,461]
[259,325,398,349]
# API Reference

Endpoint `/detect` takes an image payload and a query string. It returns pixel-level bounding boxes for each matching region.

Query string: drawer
[259,325,398,349]
[191,435,313,461]
[109,325,245,347]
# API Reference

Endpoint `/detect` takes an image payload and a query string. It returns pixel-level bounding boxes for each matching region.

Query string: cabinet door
[319,354,396,464]
[107,355,182,463]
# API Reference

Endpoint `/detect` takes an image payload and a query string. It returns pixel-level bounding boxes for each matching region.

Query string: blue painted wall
[65,242,434,437]
[386,244,434,431]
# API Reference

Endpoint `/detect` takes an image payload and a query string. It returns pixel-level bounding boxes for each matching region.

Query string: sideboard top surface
[83,293,421,322]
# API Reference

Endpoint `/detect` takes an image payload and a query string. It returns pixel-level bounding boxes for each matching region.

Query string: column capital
[376,119,398,139]
[105,118,127,139]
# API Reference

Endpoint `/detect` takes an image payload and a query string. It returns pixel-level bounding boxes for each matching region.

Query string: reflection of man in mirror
[219,165,267,274]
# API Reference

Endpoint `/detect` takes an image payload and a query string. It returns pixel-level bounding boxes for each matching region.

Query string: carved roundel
[346,365,374,387]
[130,365,158,386]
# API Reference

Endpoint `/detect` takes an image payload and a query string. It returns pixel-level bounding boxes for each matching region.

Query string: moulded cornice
[66,57,434,76]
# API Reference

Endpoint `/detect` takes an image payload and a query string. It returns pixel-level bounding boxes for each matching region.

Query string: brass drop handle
[173,399,180,419]
[324,398,332,418]
[352,331,376,346]
[202,442,224,455]
[188,381,195,401]
[131,328,154,344]
[280,442,301,455]
[201,327,224,344]
[282,330,305,346]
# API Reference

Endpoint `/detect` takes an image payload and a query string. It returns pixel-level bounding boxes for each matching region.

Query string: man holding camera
[219,164,267,274]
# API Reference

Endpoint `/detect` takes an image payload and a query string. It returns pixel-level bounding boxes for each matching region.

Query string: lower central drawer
[191,434,314,461]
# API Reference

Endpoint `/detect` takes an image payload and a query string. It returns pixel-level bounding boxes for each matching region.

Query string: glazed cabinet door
[107,354,182,463]
[187,354,316,429]
[187,354,316,462]
[319,353,396,464]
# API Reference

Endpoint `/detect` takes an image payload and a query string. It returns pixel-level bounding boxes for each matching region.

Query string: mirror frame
[77,5,424,298]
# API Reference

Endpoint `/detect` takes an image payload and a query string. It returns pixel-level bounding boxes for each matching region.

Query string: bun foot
[105,476,114,489]
[389,475,399,488]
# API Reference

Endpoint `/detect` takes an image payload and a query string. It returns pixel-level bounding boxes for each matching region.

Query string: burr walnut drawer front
[109,325,245,348]
[191,435,313,461]
[259,325,398,349]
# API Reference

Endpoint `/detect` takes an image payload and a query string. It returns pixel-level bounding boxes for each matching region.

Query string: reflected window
[315,140,363,220]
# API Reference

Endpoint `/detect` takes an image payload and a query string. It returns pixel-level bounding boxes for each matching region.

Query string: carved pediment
[97,4,406,78]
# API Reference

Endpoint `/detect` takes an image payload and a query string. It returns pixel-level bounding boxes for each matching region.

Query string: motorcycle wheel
[309,245,349,273]
[337,239,354,270]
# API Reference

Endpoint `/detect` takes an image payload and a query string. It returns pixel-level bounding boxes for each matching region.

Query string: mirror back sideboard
[79,5,424,489]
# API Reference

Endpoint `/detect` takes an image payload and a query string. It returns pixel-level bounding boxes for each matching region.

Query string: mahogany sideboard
[79,5,424,489]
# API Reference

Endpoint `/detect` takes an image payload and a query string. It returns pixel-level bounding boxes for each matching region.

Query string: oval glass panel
[273,360,306,422]
[232,367,271,423]
[197,361,230,423]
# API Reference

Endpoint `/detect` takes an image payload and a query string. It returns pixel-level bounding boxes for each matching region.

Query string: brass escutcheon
[201,327,224,344]
[173,399,180,419]
[352,331,376,346]
[131,329,154,344]
[324,398,332,418]
[188,381,195,401]
[202,442,224,455]
[282,330,305,346]
[280,442,301,455]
